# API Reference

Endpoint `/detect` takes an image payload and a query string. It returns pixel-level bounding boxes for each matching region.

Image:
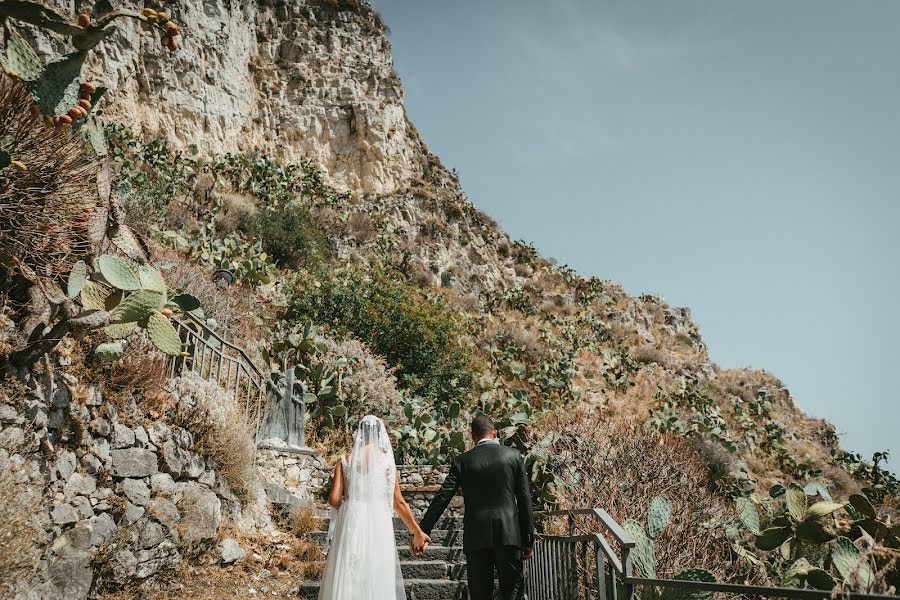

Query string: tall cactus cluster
[624,496,717,600]
[0,72,99,278]
[67,254,200,358]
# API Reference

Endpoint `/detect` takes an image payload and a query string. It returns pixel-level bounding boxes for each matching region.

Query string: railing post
[621,546,635,600]
[596,543,607,600]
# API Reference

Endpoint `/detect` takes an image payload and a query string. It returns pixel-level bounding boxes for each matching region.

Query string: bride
[318,415,430,600]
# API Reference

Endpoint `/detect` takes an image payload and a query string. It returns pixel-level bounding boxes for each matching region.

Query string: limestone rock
[122,478,151,506]
[112,424,136,449]
[91,513,117,546]
[51,503,78,526]
[219,538,246,564]
[111,449,159,478]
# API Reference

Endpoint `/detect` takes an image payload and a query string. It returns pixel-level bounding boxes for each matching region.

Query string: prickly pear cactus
[624,520,656,578]
[785,483,807,521]
[30,51,87,117]
[647,496,672,539]
[94,341,124,360]
[79,281,110,310]
[108,289,166,324]
[97,254,143,290]
[832,536,873,588]
[146,312,182,355]
[2,26,44,81]
[660,569,716,600]
[67,260,88,298]
[736,497,761,535]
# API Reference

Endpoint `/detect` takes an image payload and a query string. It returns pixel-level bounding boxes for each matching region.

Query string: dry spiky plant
[170,376,258,498]
[0,73,100,278]
[544,409,747,582]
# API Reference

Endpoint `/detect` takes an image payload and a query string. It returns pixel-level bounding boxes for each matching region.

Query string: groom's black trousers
[466,545,525,600]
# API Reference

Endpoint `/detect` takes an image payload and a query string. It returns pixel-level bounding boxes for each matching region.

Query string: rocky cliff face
[24,0,428,196]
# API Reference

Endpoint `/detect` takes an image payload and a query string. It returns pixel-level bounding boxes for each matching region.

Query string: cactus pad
[832,537,861,581]
[623,520,656,578]
[94,341,124,360]
[785,483,807,521]
[755,526,791,551]
[647,495,672,539]
[29,51,86,117]
[146,312,182,355]
[848,494,876,520]
[103,322,135,340]
[67,260,87,298]
[109,289,165,324]
[2,26,44,81]
[736,497,761,535]
[97,254,142,290]
[137,264,167,294]
[806,501,844,520]
[169,293,201,313]
[805,568,836,591]
[780,558,811,588]
[80,281,110,310]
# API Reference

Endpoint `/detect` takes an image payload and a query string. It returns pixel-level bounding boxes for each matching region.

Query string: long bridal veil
[318,416,406,600]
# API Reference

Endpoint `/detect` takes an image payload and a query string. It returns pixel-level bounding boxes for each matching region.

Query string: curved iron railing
[526,508,895,600]
[168,311,267,443]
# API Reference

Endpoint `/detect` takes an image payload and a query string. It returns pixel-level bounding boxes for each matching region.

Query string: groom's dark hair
[471,415,495,440]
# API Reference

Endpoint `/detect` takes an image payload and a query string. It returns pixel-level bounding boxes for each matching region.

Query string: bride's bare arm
[327,459,344,509]
[393,475,421,534]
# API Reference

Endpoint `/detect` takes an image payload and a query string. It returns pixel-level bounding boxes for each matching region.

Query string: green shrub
[240,204,329,269]
[288,265,480,402]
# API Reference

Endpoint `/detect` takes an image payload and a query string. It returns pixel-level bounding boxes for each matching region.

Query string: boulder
[91,513,117,546]
[219,538,246,564]
[122,478,151,506]
[112,424,136,449]
[51,503,78,526]
[111,449,159,478]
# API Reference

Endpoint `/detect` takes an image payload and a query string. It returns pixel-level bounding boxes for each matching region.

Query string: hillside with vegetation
[0,0,897,597]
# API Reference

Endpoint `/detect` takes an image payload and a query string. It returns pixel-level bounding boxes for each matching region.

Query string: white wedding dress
[318,416,406,600]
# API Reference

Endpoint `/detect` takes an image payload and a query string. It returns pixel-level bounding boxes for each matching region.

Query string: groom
[415,415,535,600]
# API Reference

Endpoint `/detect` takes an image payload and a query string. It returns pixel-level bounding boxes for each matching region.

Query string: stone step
[299,579,468,600]
[312,560,462,580]
[397,545,464,562]
[307,528,464,548]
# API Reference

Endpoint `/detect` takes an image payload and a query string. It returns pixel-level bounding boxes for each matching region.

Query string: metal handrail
[526,508,896,600]
[167,312,267,446]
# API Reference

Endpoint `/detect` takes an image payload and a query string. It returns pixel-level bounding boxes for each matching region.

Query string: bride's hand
[411,531,431,556]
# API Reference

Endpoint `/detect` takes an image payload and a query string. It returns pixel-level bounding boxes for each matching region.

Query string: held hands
[523,546,534,560]
[410,531,431,557]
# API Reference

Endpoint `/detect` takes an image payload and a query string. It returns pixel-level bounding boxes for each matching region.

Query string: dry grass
[103,335,170,416]
[0,460,41,595]
[546,409,743,581]
[288,506,319,538]
[631,343,670,367]
[171,377,257,497]
[346,212,375,244]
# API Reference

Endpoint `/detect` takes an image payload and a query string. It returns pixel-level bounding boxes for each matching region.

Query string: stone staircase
[298,516,471,600]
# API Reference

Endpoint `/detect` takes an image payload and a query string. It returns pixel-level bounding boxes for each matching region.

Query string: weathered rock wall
[10,0,428,196]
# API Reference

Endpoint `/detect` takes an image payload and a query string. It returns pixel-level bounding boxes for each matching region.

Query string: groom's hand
[523,546,534,560]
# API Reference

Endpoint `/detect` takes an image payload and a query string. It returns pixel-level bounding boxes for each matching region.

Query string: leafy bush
[288,265,481,402]
[240,204,329,269]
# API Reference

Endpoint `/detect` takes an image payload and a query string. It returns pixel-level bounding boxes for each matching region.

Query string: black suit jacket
[420,442,535,553]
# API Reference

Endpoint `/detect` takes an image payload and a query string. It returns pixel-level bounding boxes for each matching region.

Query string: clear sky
[371,1,899,467]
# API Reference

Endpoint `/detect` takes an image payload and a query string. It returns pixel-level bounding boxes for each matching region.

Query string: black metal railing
[526,508,895,600]
[168,311,267,444]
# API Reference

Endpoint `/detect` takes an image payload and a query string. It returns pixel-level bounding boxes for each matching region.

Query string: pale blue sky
[372,1,899,467]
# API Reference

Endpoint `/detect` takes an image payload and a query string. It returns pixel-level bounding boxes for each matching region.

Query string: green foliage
[288,265,480,403]
[30,51,86,117]
[67,255,199,357]
[2,26,43,81]
[647,375,737,453]
[832,449,900,504]
[625,519,657,578]
[154,222,279,288]
[600,346,637,390]
[647,495,672,539]
[393,395,467,466]
[240,204,328,269]
[731,481,898,593]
